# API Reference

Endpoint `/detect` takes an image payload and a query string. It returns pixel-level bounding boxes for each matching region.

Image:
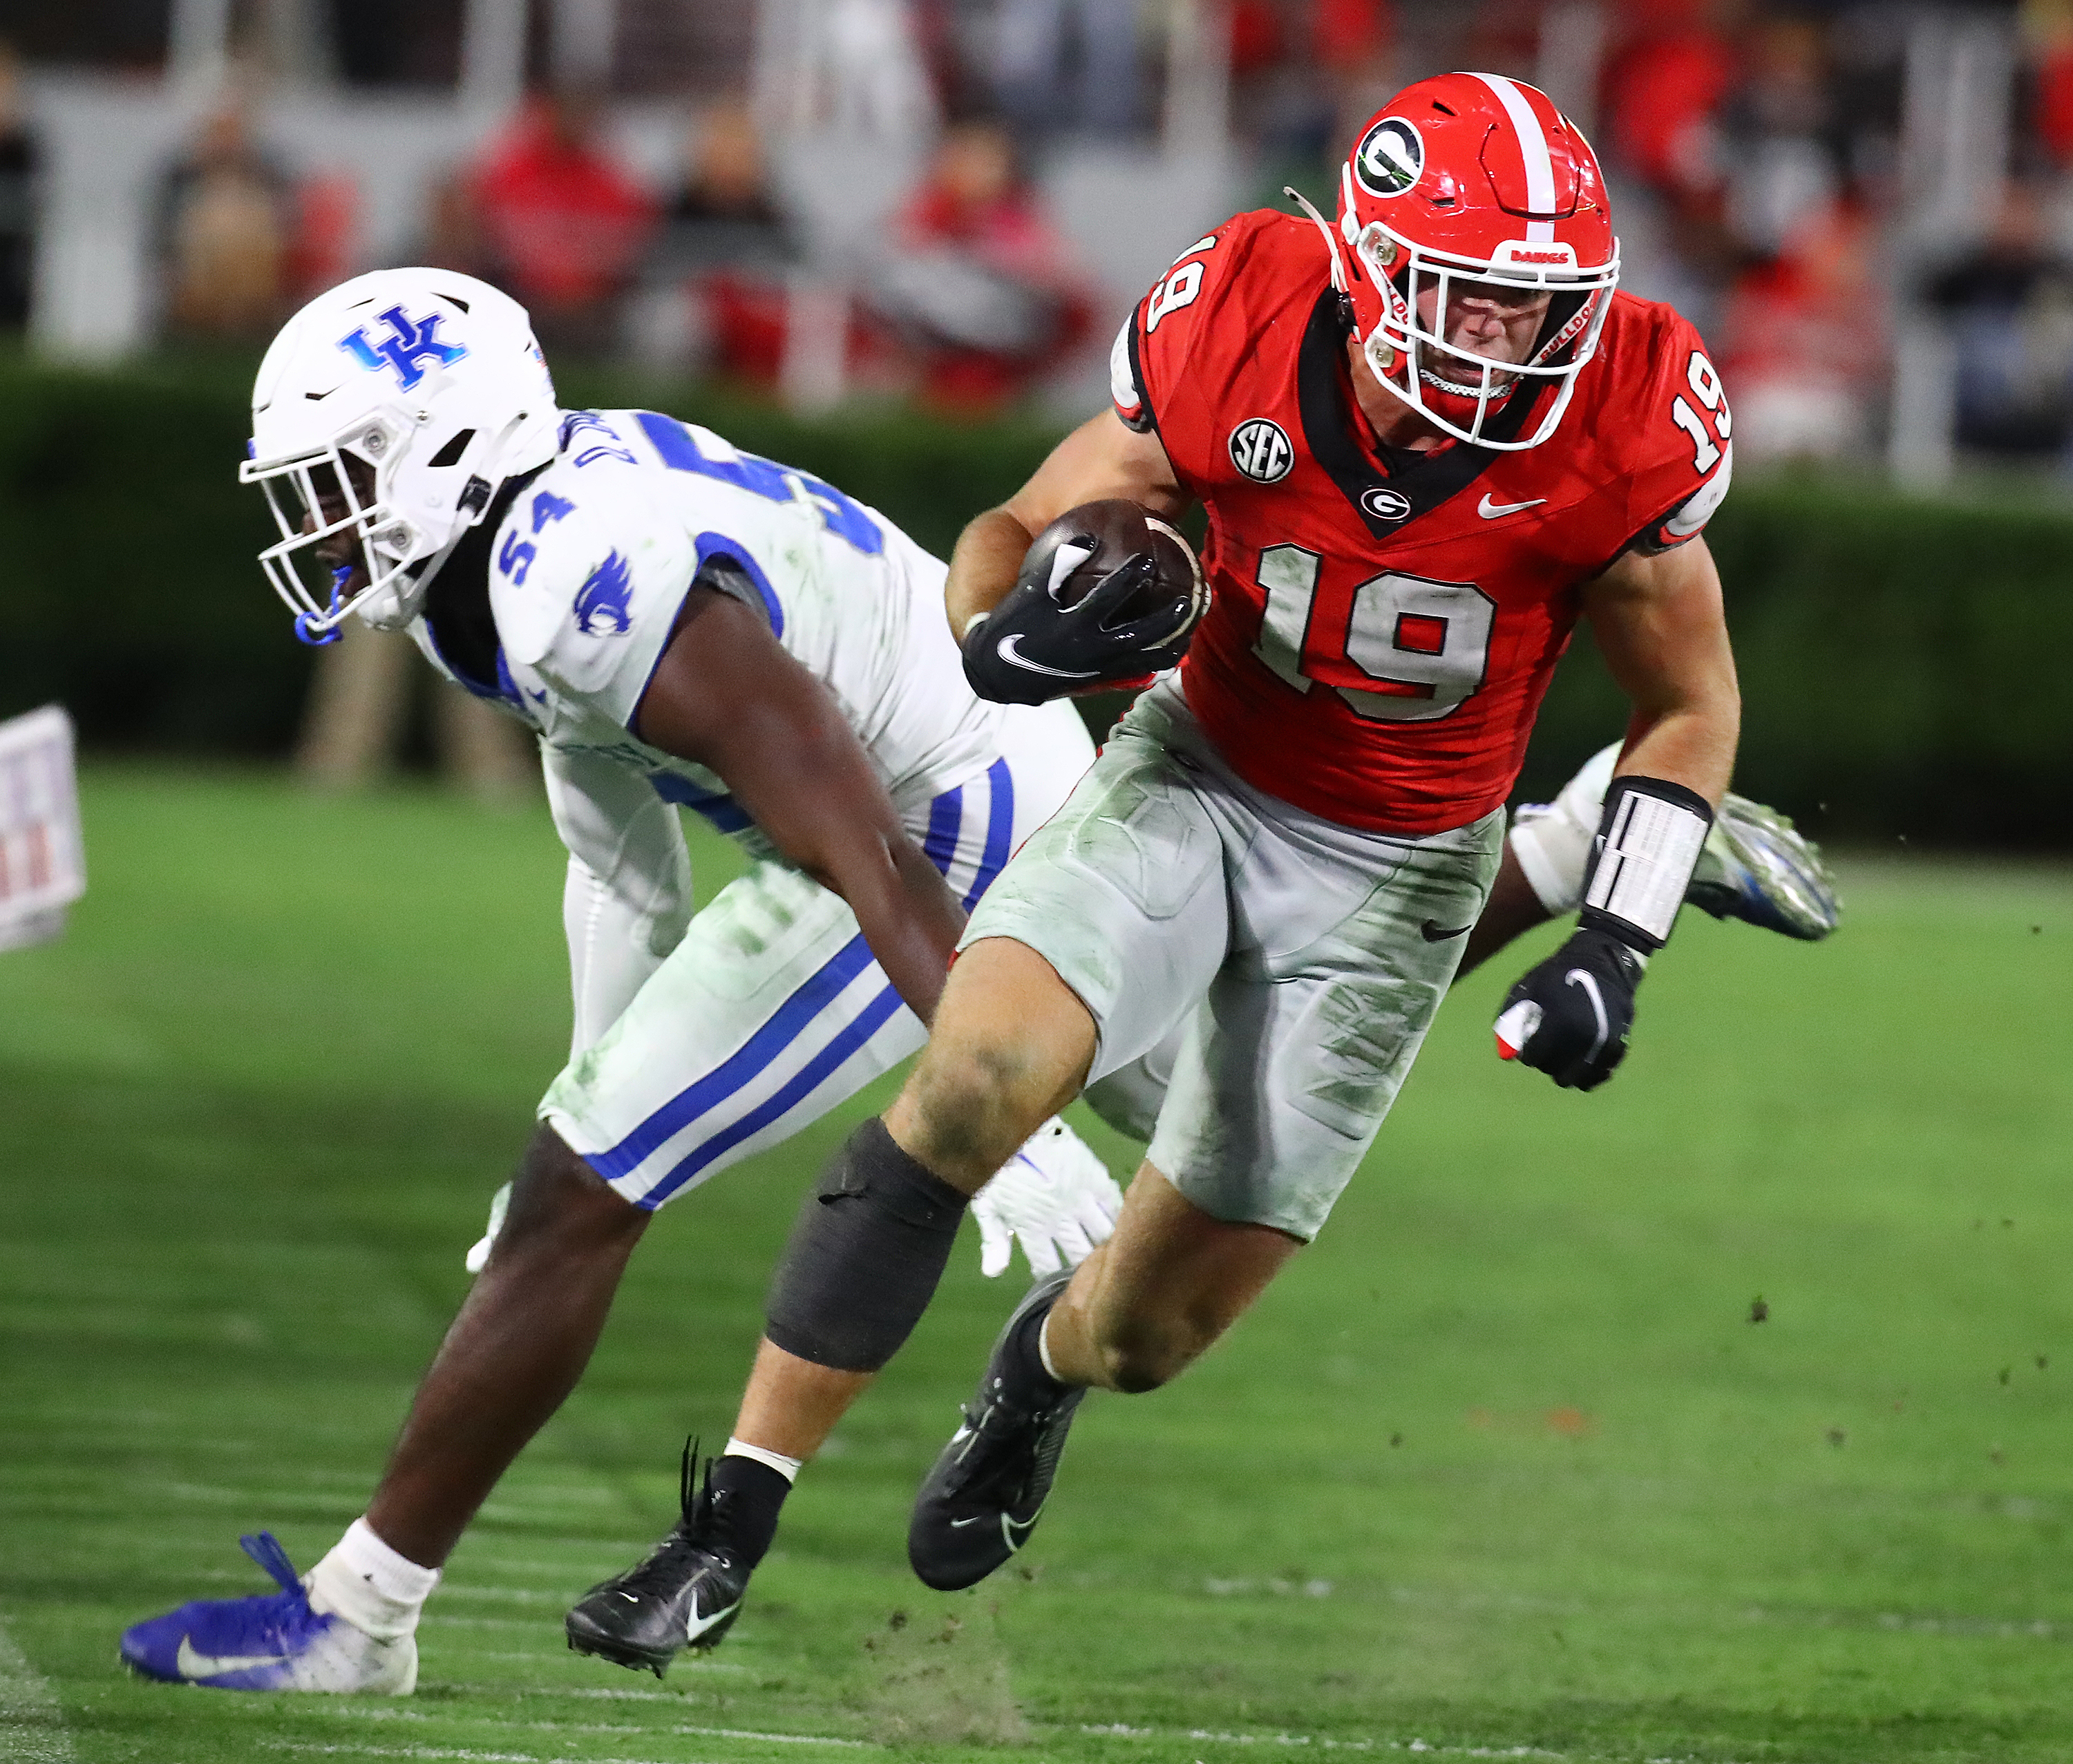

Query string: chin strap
[1284,186,1356,325]
[1283,186,1346,292]
[294,568,350,647]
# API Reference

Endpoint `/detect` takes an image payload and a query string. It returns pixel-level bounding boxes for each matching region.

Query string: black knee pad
[765,1119,968,1372]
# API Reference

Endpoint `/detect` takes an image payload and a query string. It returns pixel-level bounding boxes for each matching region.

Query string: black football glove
[1495,773,1714,1092]
[960,515,1206,708]
[1493,925,1646,1092]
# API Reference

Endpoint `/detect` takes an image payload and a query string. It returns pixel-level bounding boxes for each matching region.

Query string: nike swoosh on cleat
[996,634,1099,679]
[1477,494,1546,519]
[1419,919,1472,941]
[949,1517,983,1529]
[686,1595,741,1641]
[176,1636,290,1678]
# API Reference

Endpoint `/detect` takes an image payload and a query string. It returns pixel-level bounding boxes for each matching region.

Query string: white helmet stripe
[1472,73,1558,243]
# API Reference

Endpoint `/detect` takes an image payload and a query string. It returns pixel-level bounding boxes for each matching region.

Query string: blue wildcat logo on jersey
[337,305,467,392]
[574,550,634,635]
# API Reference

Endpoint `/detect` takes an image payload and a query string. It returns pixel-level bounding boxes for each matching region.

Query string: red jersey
[1113,209,1732,835]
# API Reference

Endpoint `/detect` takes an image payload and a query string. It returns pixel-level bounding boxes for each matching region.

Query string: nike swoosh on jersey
[996,634,1099,679]
[1477,494,1547,518]
[176,1635,290,1678]
[1419,919,1473,941]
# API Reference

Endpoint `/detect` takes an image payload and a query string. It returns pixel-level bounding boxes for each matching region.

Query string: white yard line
[238,1698,876,1749]
[0,1611,76,1764]
[444,1557,661,1580]
[1076,1731,1558,1758]
[249,1704,1745,1764]
[437,1587,568,1606]
[266,1745,694,1764]
[1073,1727,1745,1764]
[512,1685,726,1698]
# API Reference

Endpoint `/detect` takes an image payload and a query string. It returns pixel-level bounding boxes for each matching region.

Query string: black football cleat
[909,1268,1084,1591]
[566,1442,751,1676]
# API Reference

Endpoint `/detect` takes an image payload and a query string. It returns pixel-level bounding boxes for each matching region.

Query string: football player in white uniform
[118,268,1126,1695]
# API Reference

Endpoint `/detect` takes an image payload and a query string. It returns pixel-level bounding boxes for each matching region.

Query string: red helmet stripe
[1471,73,1558,243]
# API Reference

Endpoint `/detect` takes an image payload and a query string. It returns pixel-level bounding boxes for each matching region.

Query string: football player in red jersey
[879,75,1745,1588]
[558,72,1779,1656]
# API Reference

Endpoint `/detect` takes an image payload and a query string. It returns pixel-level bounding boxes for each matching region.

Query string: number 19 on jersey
[1251,544,1495,721]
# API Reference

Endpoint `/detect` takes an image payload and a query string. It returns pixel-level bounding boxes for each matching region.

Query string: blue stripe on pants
[587,761,1012,1200]
[963,759,1013,910]
[638,759,1018,1205]
[583,933,878,1182]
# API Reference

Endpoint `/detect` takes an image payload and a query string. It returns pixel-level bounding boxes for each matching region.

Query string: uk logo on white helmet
[243,269,560,645]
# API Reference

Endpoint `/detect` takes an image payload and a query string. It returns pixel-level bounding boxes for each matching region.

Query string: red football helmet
[1318,71,1620,451]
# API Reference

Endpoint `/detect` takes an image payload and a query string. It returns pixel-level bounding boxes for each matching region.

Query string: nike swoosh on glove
[1493,927,1645,1092]
[970,1118,1124,1278]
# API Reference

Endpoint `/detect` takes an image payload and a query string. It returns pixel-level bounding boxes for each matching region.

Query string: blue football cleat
[1687,793,1842,941]
[119,1533,415,1694]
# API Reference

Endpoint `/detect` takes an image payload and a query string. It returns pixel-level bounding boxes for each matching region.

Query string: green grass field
[2,767,2069,1764]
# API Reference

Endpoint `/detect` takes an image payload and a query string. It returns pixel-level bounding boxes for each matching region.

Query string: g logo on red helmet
[1354,118,1423,198]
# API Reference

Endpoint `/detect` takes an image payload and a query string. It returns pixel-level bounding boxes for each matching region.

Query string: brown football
[1016,499,1202,622]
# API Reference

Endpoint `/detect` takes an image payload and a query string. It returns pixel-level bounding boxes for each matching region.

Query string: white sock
[723,1436,803,1482]
[1038,1313,1066,1385]
[305,1517,441,1642]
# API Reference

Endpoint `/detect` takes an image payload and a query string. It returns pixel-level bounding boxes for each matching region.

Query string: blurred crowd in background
[1,0,2071,475]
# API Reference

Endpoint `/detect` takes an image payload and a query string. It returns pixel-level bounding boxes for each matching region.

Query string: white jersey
[409,407,1004,833]
[404,407,1032,1057]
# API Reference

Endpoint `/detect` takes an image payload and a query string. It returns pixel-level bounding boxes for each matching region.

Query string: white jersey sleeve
[490,468,694,732]
[486,410,1005,820]
[542,742,693,1056]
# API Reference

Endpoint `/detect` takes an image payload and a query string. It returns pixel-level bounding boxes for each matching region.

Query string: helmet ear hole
[426,428,476,470]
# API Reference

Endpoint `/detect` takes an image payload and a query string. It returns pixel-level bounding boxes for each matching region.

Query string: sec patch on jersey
[960,500,1209,706]
[1229,418,1294,483]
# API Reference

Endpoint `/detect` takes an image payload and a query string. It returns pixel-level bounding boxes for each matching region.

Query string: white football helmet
[243,269,559,640]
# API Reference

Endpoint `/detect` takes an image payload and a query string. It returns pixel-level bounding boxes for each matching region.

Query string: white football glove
[970,1117,1124,1279]
[464,1181,512,1275]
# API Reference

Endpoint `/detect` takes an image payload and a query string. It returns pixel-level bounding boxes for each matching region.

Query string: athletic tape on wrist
[1580,775,1713,951]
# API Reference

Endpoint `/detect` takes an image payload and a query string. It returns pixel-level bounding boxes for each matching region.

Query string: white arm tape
[1582,780,1710,947]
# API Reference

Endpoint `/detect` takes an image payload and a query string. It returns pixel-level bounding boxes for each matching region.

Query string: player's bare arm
[945,408,1189,636]
[1582,535,1740,806]
[634,585,965,1025]
[1494,538,1741,1091]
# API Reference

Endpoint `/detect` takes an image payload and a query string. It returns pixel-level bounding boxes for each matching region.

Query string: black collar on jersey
[1296,290,1537,541]
[422,464,547,696]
